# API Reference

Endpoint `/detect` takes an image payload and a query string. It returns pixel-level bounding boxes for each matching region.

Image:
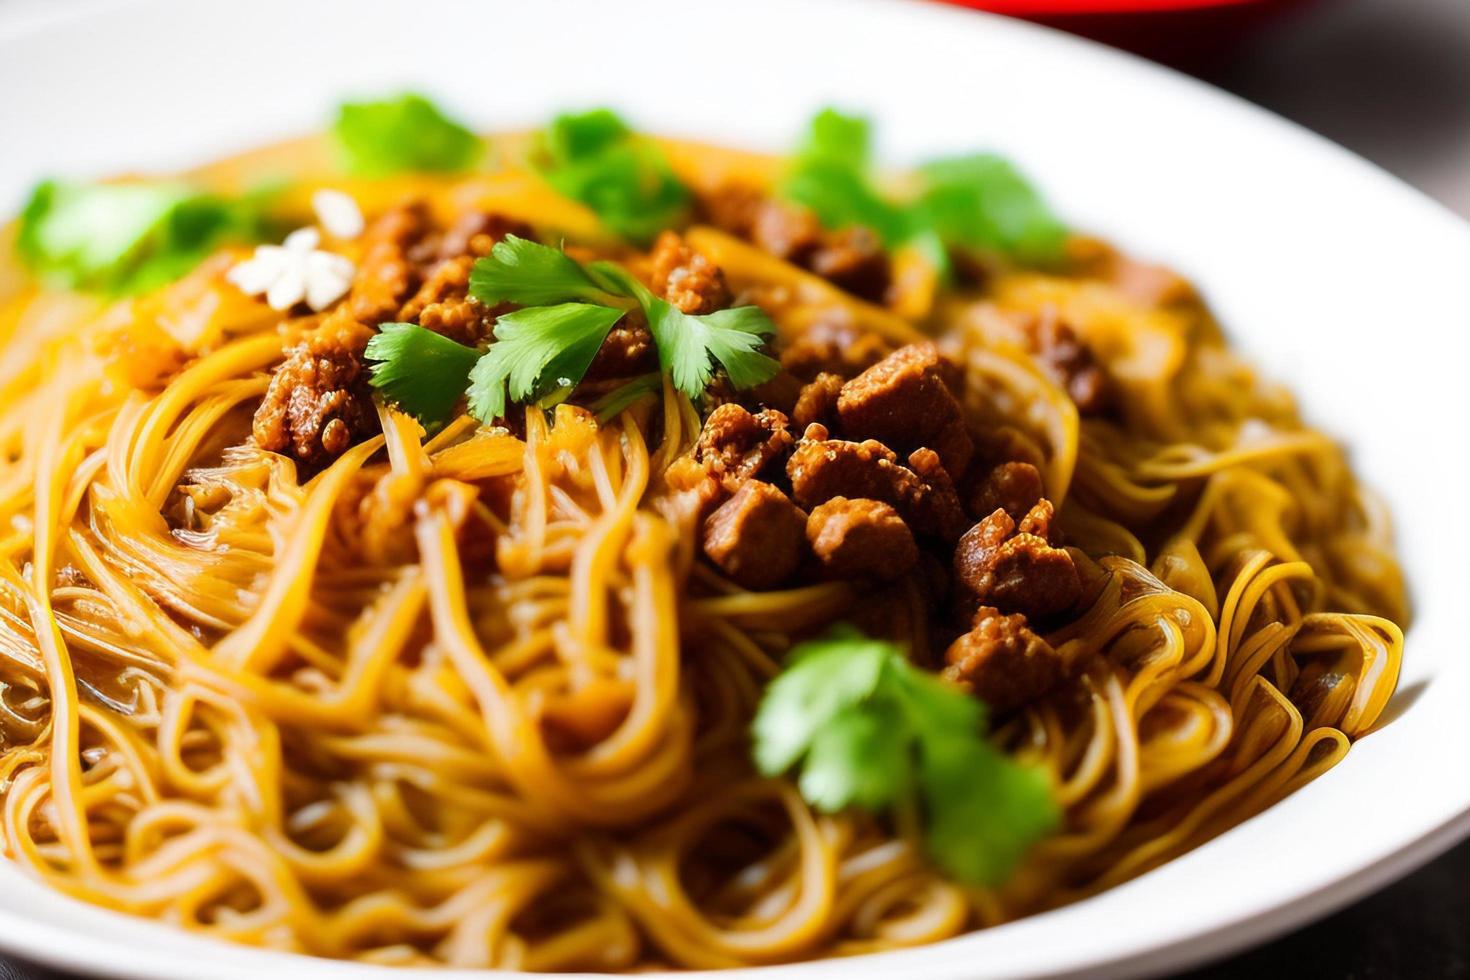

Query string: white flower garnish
[227,227,355,312]
[312,189,365,239]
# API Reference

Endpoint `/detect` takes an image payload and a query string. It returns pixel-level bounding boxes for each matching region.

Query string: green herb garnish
[753,624,1058,886]
[781,108,910,246]
[532,109,690,244]
[365,236,777,428]
[15,180,266,296]
[915,154,1067,266]
[780,108,1067,268]
[465,303,628,421]
[362,322,482,428]
[332,93,482,177]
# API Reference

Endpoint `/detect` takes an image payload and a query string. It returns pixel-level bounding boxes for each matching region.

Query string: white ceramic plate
[3,1,1469,977]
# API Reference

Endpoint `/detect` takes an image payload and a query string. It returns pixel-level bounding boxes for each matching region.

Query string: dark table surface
[1,0,1468,977]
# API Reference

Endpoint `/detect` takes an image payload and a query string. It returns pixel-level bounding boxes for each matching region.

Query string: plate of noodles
[1,0,1468,978]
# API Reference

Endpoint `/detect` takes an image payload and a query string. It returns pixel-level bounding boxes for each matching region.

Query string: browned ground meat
[348,204,430,324]
[649,231,731,315]
[694,404,794,493]
[806,227,890,303]
[436,211,534,263]
[253,309,378,466]
[786,424,968,542]
[966,460,1046,522]
[942,606,1064,713]
[953,499,1081,621]
[395,256,488,347]
[701,184,893,303]
[806,497,917,581]
[1025,311,1115,417]
[396,212,532,346]
[585,313,656,380]
[702,480,807,589]
[779,318,892,381]
[836,342,975,479]
[791,372,844,429]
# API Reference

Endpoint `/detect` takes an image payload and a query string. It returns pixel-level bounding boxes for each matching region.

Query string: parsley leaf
[363,323,481,427]
[16,180,266,295]
[645,302,779,400]
[752,624,1059,886]
[465,303,627,423]
[467,234,625,308]
[916,155,1067,266]
[332,93,482,177]
[533,109,690,244]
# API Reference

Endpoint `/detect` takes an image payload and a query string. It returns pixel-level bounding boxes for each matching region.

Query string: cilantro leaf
[467,235,623,308]
[917,154,1067,265]
[645,301,779,402]
[373,239,776,430]
[920,733,1058,887]
[752,625,890,775]
[332,93,482,177]
[799,703,908,811]
[16,179,266,295]
[752,625,1059,886]
[778,108,1068,268]
[465,303,626,423]
[534,109,690,244]
[782,108,910,246]
[470,239,778,405]
[364,322,481,428]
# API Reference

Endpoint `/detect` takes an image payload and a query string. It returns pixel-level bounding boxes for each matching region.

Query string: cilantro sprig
[332,93,482,177]
[753,625,1058,886]
[365,236,778,428]
[780,108,1067,268]
[531,109,690,244]
[15,180,270,295]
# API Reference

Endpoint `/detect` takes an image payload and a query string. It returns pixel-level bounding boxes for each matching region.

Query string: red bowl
[942,0,1317,67]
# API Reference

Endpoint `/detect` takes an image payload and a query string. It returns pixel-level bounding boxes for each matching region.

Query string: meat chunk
[807,227,890,303]
[436,211,534,263]
[943,606,1064,713]
[779,318,892,381]
[1025,311,1115,417]
[786,425,968,542]
[837,342,974,479]
[649,231,730,315]
[253,310,378,466]
[903,447,970,542]
[393,255,489,346]
[791,372,844,429]
[348,204,430,324]
[966,460,1046,523]
[806,497,917,581]
[701,480,807,589]
[701,184,893,303]
[586,312,656,380]
[953,500,1081,621]
[694,404,794,493]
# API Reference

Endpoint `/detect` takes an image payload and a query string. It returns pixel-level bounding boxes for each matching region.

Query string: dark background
[1,0,1468,977]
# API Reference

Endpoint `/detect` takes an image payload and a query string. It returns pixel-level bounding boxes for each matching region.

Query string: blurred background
[953,0,1470,218]
[0,0,1467,977]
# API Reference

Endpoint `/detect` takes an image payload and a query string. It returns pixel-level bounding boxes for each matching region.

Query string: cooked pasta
[0,105,1404,971]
